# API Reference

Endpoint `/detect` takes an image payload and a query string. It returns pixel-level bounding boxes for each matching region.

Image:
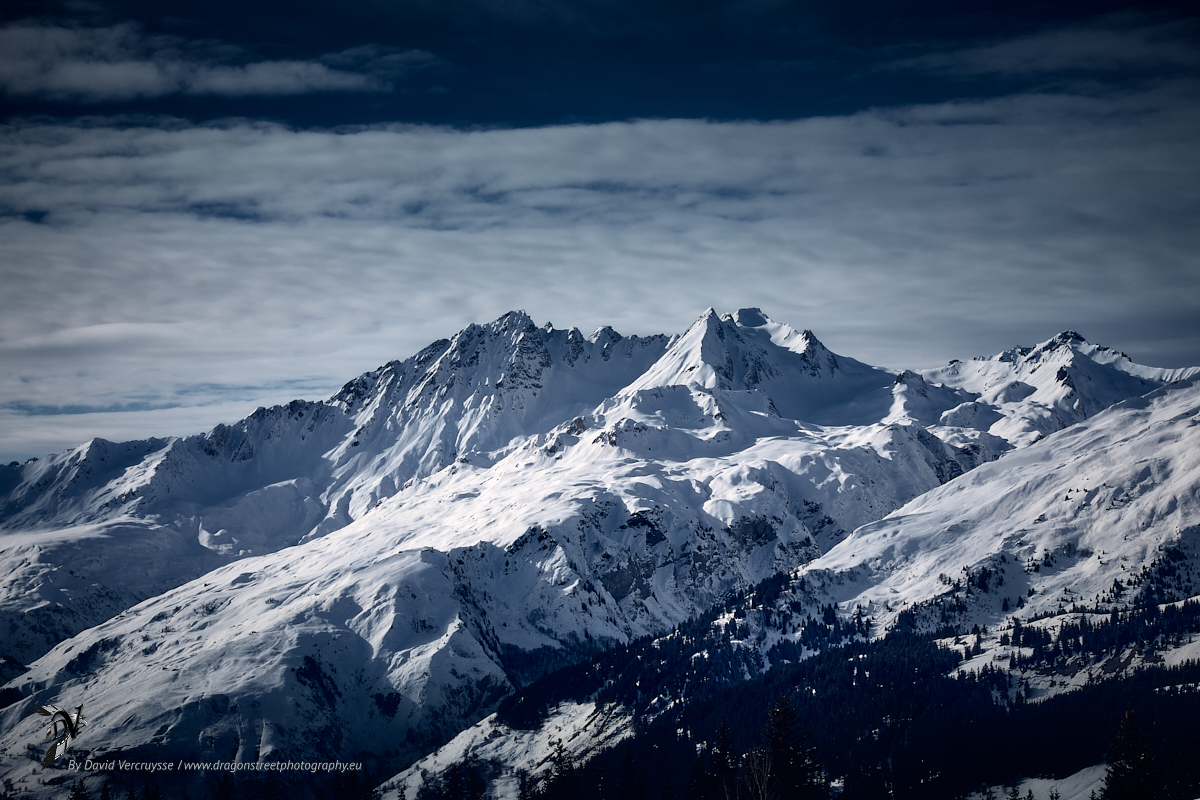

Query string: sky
[1,0,1198,463]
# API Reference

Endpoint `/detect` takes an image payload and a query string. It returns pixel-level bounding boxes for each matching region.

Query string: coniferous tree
[711,721,737,800]
[68,780,93,800]
[516,770,536,800]
[1165,736,1200,800]
[760,695,824,800]
[1102,710,1160,800]
[543,739,580,800]
[616,749,646,800]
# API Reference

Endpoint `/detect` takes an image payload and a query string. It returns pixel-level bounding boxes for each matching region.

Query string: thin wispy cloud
[893,13,1200,78]
[0,22,437,101]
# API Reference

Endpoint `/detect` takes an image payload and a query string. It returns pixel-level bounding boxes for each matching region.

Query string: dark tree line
[28,556,1200,800]
[497,572,870,734]
[503,696,824,800]
[1100,710,1200,800]
[1006,599,1200,671]
[488,624,1200,800]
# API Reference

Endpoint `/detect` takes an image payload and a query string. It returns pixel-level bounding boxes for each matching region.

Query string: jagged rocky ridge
[0,309,1194,798]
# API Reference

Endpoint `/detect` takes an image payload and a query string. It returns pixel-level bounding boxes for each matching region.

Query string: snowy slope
[0,376,981,795]
[382,377,1200,798]
[0,315,669,666]
[0,309,1194,797]
[378,702,632,800]
[0,521,227,666]
[919,331,1195,448]
[802,377,1200,633]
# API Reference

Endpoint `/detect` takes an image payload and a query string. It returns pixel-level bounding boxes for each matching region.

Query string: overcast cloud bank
[3,78,1199,462]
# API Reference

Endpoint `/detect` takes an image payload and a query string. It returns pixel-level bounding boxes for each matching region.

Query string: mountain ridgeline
[0,309,1197,800]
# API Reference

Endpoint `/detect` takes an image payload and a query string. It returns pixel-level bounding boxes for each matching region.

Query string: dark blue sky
[1,1,1199,461]
[4,0,1195,125]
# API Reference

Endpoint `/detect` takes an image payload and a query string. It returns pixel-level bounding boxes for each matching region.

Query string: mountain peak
[798,328,829,353]
[617,309,899,425]
[732,307,769,327]
[489,309,538,335]
[986,331,1092,367]
[1029,330,1090,360]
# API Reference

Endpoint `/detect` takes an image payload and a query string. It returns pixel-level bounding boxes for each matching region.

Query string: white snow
[379,702,632,800]
[971,763,1106,800]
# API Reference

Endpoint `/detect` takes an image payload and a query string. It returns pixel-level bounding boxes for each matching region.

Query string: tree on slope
[711,720,737,800]
[542,739,581,800]
[616,749,646,800]
[743,695,825,800]
[1102,710,1160,800]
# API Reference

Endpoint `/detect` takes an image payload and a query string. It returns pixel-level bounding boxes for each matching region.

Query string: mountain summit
[625,308,894,424]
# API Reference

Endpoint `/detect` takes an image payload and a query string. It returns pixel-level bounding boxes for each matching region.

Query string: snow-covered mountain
[0,313,668,666]
[803,375,1200,630]
[379,375,1200,800]
[0,309,1194,798]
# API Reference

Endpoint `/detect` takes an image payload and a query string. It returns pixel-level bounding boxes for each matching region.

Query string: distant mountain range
[1,309,1196,799]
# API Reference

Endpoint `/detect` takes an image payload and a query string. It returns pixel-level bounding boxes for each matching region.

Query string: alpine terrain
[0,309,1196,799]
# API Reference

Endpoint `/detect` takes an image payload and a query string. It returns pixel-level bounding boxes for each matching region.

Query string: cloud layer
[0,22,435,101]
[2,69,1199,461]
